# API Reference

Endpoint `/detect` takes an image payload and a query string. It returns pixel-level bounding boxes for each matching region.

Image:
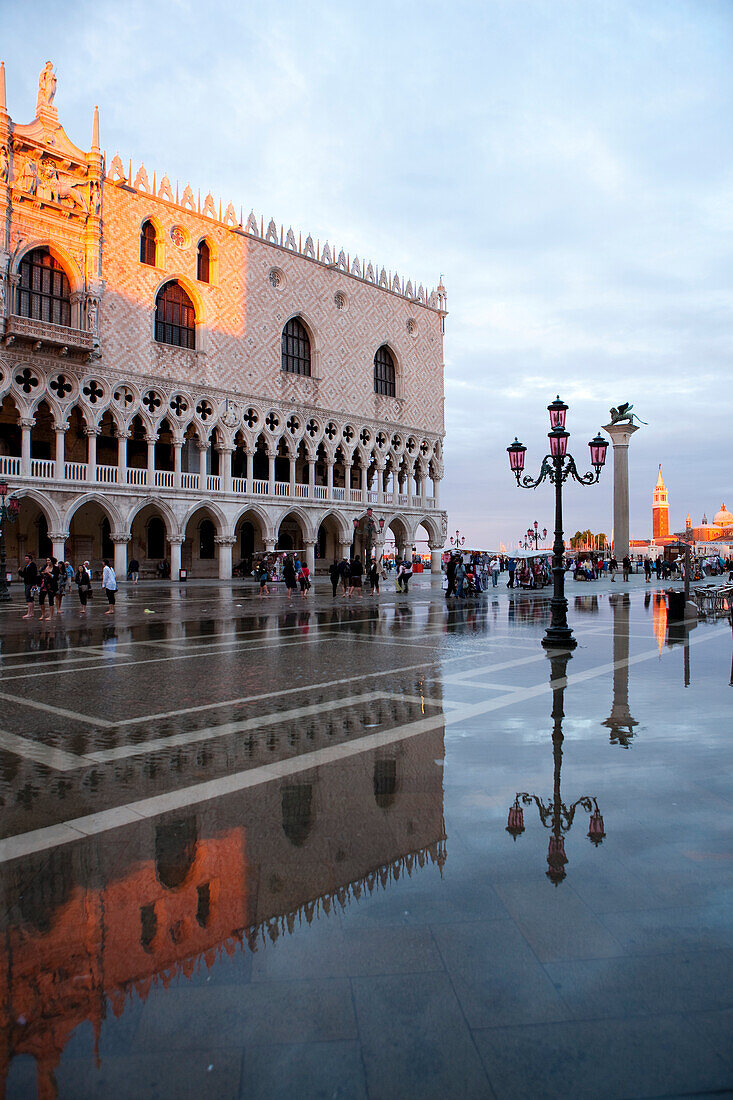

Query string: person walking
[19,553,38,620]
[338,557,350,596]
[102,559,117,614]
[55,557,70,614]
[329,559,340,597]
[282,555,297,603]
[369,559,380,594]
[299,562,311,597]
[348,556,363,598]
[455,557,466,598]
[257,560,270,599]
[622,555,631,582]
[38,557,58,621]
[75,560,92,615]
[490,555,501,587]
[128,556,140,584]
[397,558,413,593]
[507,557,516,588]
[609,555,617,582]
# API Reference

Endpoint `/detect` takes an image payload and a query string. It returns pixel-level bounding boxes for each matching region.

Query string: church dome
[713,502,733,527]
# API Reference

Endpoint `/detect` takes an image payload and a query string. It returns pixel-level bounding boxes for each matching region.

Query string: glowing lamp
[547,396,568,429]
[548,427,569,457]
[507,439,527,473]
[589,433,608,470]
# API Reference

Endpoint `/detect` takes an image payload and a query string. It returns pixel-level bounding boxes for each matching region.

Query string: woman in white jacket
[102,559,117,615]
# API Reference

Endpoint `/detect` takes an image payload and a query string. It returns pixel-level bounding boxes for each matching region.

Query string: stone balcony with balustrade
[0,453,439,512]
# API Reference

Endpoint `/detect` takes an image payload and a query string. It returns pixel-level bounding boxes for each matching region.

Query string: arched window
[281,317,311,376]
[197,240,210,283]
[199,518,215,559]
[17,248,71,326]
[154,281,196,349]
[374,345,396,397]
[140,220,157,266]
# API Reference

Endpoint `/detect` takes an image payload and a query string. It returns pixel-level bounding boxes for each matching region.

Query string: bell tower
[652,465,669,539]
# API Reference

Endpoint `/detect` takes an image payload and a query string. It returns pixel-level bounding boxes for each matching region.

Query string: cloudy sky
[6,0,732,548]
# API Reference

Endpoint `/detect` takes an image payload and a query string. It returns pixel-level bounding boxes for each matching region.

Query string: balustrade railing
[349,488,362,503]
[274,482,290,497]
[333,487,346,501]
[64,462,88,481]
[294,483,309,498]
[155,470,174,488]
[96,464,118,483]
[31,458,55,479]
[314,485,328,499]
[181,472,199,490]
[252,479,269,495]
[398,493,409,506]
[126,467,148,486]
[367,490,379,504]
[206,475,221,492]
[0,456,21,476]
[231,477,247,494]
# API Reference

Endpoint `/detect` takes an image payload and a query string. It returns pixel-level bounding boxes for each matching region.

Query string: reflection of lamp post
[353,507,384,565]
[0,482,20,602]
[602,592,639,747]
[450,530,465,549]
[506,650,606,884]
[507,396,608,649]
[520,521,547,551]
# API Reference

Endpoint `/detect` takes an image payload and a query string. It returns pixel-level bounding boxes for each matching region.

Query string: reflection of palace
[0,62,447,579]
[0,726,446,1097]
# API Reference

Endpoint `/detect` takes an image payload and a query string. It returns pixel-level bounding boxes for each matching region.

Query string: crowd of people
[18,552,118,619]
[252,553,417,600]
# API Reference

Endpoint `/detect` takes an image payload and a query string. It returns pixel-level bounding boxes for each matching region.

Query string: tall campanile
[652,465,669,539]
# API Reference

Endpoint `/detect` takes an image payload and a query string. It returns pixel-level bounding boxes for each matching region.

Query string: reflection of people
[37,62,57,110]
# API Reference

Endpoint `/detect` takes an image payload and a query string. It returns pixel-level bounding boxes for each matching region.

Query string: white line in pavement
[0,691,115,728]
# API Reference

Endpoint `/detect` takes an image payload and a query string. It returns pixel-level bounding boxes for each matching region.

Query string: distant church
[651,466,732,546]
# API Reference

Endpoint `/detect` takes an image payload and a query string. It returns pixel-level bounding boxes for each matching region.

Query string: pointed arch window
[374,345,396,397]
[281,317,311,376]
[17,248,71,326]
[154,281,196,349]
[140,220,157,266]
[197,240,210,284]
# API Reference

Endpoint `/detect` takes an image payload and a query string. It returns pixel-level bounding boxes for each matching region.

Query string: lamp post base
[542,627,577,650]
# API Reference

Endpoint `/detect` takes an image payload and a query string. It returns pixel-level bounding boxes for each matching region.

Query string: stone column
[50,531,67,563]
[267,448,276,496]
[116,430,129,485]
[304,540,316,575]
[53,423,67,478]
[432,475,441,507]
[429,541,443,575]
[392,467,399,507]
[19,418,34,477]
[218,444,234,494]
[602,593,638,747]
[112,535,129,579]
[86,428,99,484]
[146,435,156,487]
[326,457,334,499]
[361,463,368,503]
[173,439,183,489]
[169,535,184,579]
[265,537,276,554]
[197,439,208,489]
[289,454,296,497]
[375,461,385,506]
[307,457,315,499]
[344,460,353,499]
[603,422,640,561]
[245,446,254,489]
[215,535,236,580]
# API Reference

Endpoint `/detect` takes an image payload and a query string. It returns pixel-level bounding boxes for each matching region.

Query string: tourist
[102,558,117,614]
[622,555,631,581]
[128,556,140,584]
[338,557,350,596]
[644,557,651,582]
[609,555,617,582]
[507,556,516,588]
[75,560,92,615]
[490,555,500,587]
[397,558,413,593]
[299,561,311,597]
[445,554,457,598]
[455,557,466,597]
[348,556,363,598]
[329,559,340,597]
[19,553,38,620]
[282,555,297,603]
[369,559,380,594]
[55,557,70,614]
[38,557,58,621]
[257,560,270,599]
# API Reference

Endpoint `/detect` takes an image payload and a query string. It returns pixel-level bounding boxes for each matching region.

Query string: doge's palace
[0,62,448,579]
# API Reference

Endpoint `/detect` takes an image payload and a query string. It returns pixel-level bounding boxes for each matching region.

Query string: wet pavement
[0,575,731,1098]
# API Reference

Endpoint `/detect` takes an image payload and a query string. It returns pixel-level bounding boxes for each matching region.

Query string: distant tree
[570,530,608,550]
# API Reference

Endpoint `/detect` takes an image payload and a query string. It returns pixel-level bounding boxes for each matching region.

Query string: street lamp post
[520,521,547,551]
[507,396,608,649]
[506,650,606,884]
[353,507,385,565]
[450,530,465,550]
[0,482,20,602]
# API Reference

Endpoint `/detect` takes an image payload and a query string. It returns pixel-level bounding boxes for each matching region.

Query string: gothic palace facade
[0,63,448,578]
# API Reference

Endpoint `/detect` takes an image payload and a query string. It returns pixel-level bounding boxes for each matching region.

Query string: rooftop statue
[608,402,647,426]
[37,61,57,112]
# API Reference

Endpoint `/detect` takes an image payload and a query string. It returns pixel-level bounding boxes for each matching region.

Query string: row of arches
[6,491,442,578]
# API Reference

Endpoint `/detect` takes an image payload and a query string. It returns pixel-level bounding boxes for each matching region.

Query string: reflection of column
[602,422,640,560]
[112,535,129,578]
[216,535,236,579]
[602,593,638,747]
[19,418,33,477]
[169,535,184,578]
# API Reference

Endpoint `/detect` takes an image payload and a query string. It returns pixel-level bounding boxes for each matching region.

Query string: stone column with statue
[603,403,646,562]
